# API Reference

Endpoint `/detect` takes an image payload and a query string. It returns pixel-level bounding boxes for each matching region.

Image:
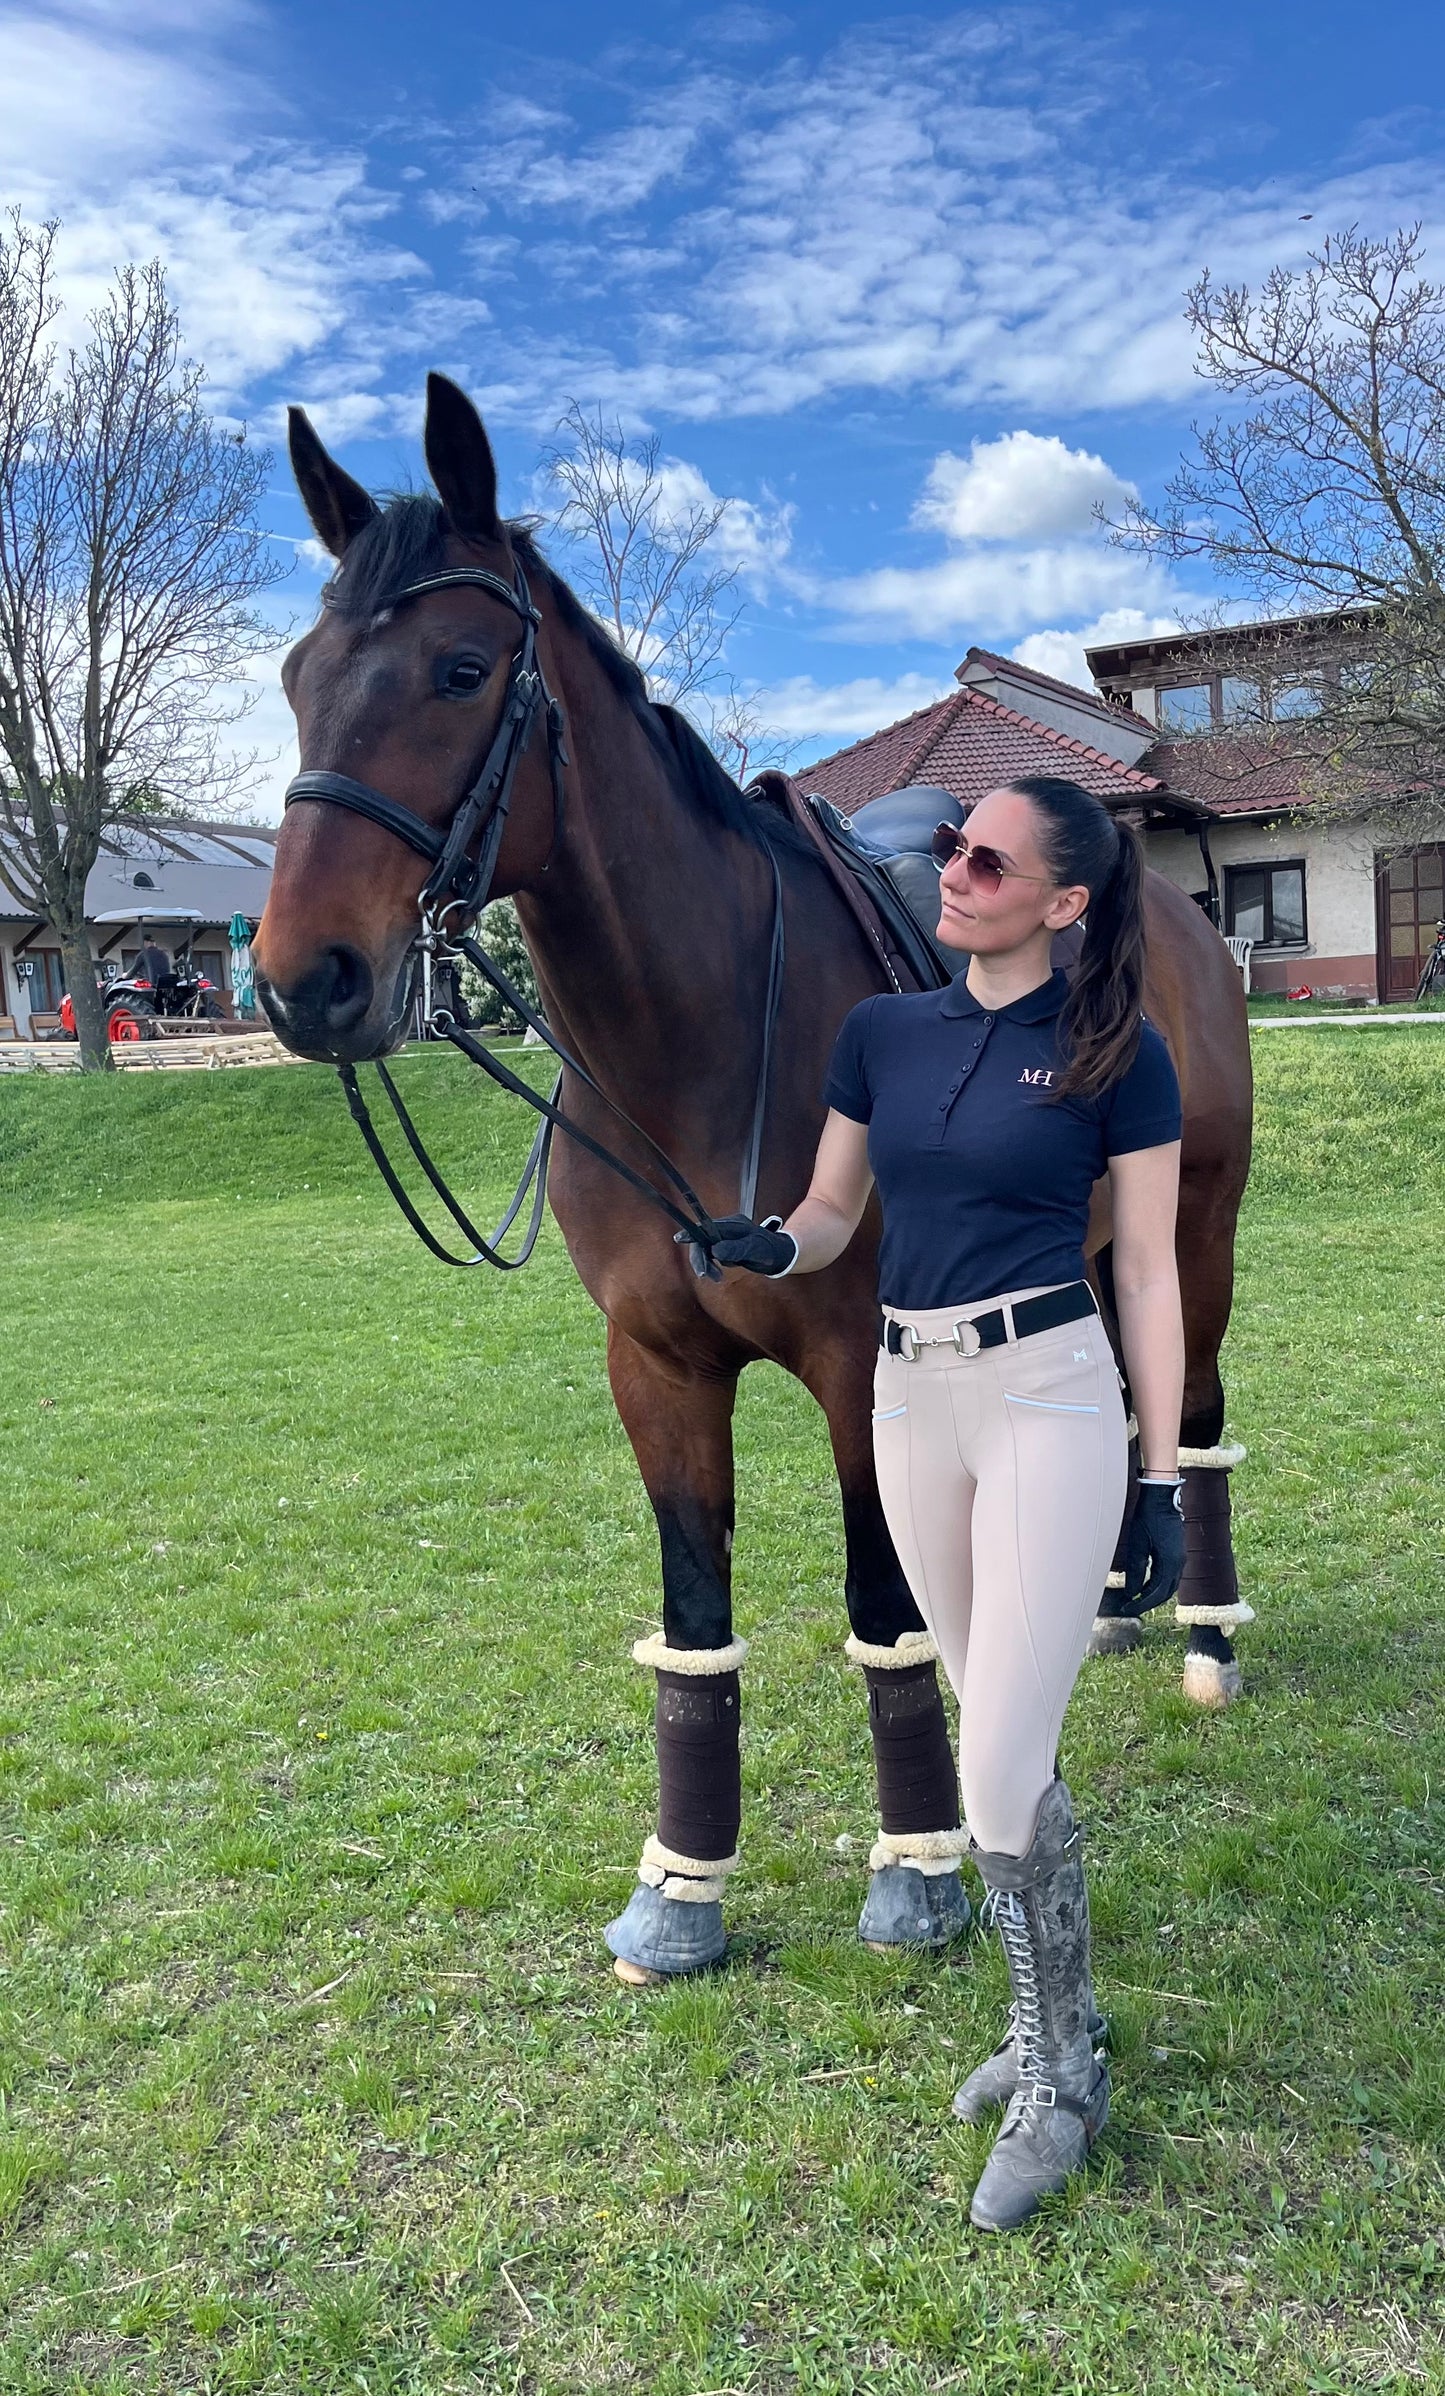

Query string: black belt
[883,1281,1096,1360]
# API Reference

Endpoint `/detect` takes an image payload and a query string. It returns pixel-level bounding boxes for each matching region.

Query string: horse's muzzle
[255,941,397,1062]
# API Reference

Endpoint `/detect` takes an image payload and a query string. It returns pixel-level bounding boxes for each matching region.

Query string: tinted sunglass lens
[931,822,960,867]
[969,844,1005,893]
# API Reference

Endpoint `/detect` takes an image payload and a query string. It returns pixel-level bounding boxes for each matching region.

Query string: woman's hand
[676,1214,798,1276]
[678,1111,876,1282]
[1123,1478,1187,1612]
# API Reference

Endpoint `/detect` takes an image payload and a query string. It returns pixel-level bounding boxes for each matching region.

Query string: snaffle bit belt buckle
[894,1315,985,1361]
[885,1283,1096,1362]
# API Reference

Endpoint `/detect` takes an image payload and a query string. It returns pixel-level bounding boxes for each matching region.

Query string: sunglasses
[930,822,1050,896]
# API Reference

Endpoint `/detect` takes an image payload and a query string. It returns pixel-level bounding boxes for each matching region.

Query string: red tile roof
[798,697,958,814]
[800,685,1168,816]
[1143,737,1307,816]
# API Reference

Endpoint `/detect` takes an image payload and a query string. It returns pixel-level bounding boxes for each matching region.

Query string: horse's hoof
[1087,1613,1143,1658]
[857,1863,971,1950]
[604,1881,726,1977]
[613,1955,664,1988]
[1182,1652,1243,1709]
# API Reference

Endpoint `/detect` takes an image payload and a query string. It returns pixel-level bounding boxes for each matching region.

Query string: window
[1156,682,1213,733]
[1226,861,1307,947]
[21,951,68,1009]
[1271,680,1321,720]
[1220,676,1262,725]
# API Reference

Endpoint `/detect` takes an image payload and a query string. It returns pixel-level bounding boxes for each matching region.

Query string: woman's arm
[1108,1140,1184,1477]
[779,1108,876,1274]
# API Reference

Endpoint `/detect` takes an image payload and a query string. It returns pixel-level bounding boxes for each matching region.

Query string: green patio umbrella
[228,911,258,1020]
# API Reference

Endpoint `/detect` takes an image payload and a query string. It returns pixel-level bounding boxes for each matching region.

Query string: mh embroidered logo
[1018,1067,1054,1087]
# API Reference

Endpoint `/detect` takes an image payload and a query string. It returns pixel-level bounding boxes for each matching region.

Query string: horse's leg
[1175,1229,1252,1711]
[1086,1212,1252,1706]
[601,1324,745,1984]
[808,1346,971,1952]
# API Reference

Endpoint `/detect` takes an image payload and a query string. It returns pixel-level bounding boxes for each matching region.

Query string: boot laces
[982,1887,1047,2074]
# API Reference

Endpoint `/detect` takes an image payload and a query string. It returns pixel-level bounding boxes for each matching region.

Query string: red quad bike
[60,965,227,1042]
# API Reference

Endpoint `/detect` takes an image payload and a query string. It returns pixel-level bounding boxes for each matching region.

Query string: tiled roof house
[798,628,1445,1001]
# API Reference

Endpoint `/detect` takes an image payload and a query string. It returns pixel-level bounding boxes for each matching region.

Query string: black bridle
[281,558,784,1277]
[286,561,568,933]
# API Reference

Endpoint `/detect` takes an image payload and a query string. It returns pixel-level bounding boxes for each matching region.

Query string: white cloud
[914,433,1135,544]
[0,6,235,186]
[51,158,420,405]
[763,672,954,745]
[824,541,1177,644]
[431,25,1445,427]
[649,458,794,581]
[1011,609,1183,693]
[454,80,726,224]
[3,3,423,413]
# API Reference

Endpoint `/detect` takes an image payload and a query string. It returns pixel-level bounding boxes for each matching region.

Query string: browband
[392,569,540,621]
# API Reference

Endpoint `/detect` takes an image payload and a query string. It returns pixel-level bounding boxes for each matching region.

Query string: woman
[697,774,1186,2232]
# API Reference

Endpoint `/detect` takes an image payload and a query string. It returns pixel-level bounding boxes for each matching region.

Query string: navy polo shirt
[823,968,1182,1310]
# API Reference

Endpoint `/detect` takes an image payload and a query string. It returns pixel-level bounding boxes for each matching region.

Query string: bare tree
[0,211,284,1067]
[691,678,795,785]
[1116,225,1445,821]
[539,404,745,707]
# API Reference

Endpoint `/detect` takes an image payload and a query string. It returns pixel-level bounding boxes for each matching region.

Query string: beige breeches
[871,1287,1128,1857]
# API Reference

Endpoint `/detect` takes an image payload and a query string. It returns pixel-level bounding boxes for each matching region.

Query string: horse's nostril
[321,943,373,1032]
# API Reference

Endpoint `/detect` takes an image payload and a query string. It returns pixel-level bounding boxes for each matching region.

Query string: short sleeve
[823,996,880,1122]
[1103,1021,1182,1156]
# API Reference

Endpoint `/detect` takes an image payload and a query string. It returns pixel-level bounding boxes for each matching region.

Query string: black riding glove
[674,1213,799,1277]
[1122,1478,1187,1613]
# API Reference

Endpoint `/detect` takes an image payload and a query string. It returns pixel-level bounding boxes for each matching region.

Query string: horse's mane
[325,495,811,857]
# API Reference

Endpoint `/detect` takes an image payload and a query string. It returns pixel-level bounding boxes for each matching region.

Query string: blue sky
[5,0,1444,809]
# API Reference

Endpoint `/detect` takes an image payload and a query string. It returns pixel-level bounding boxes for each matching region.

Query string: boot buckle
[1028,2081,1058,2107]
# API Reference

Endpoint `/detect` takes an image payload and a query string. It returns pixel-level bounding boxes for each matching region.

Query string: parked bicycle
[1416,920,1445,1002]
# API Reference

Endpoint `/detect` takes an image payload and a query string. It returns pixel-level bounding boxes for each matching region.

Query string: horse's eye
[441,657,487,696]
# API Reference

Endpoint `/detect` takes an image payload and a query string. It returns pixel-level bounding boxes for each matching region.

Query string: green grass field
[2,1035,1444,2395]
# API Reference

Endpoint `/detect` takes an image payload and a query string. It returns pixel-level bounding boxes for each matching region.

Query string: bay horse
[254,374,1254,1983]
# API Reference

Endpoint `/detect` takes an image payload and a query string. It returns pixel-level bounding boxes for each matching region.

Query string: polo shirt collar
[938,967,1069,1023]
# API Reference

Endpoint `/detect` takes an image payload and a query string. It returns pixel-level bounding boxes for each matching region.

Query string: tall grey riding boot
[964,1780,1109,2233]
[954,1773,1104,2123]
[951,1992,1107,2125]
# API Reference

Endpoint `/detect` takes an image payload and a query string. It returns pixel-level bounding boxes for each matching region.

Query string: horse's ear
[288,408,377,557]
[424,372,503,544]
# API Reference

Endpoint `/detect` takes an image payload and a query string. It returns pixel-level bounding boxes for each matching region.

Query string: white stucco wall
[1142,818,1379,957]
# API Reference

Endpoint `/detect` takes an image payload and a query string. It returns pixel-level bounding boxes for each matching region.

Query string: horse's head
[254,375,563,1061]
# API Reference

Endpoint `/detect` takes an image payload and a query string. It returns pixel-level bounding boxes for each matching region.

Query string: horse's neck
[515,693,769,1090]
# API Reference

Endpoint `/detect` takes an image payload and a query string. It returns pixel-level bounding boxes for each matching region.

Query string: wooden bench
[0,1015,16,1041]
[26,1013,69,1039]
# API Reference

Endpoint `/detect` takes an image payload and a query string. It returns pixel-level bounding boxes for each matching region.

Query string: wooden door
[1377,846,1445,1000]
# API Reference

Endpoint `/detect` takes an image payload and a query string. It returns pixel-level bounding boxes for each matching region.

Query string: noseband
[279,556,784,1279]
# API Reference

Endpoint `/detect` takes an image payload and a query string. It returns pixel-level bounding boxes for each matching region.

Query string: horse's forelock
[325,493,450,619]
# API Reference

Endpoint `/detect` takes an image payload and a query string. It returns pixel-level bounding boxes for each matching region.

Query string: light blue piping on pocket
[871,1403,908,1422]
[1003,1393,1100,1416]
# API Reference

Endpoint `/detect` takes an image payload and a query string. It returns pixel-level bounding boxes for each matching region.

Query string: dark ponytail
[1002,776,1146,1100]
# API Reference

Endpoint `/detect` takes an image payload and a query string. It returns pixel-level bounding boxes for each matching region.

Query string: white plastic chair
[1222,934,1254,994]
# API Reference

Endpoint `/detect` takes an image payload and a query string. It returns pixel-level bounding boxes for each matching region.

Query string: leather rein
[282,557,784,1279]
